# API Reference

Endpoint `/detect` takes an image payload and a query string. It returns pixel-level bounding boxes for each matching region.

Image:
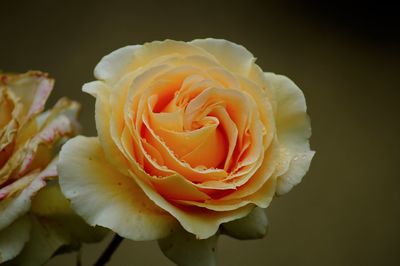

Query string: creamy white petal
[94,40,213,85]
[94,45,141,84]
[58,136,177,241]
[158,226,218,266]
[190,38,255,76]
[0,215,30,263]
[82,80,110,98]
[264,73,315,195]
[222,207,268,240]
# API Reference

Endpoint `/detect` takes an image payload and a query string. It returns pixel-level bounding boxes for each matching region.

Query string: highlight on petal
[222,207,268,240]
[190,38,255,76]
[263,73,315,195]
[0,215,30,263]
[94,40,214,85]
[82,81,110,98]
[94,45,141,84]
[58,136,177,241]
[158,226,218,266]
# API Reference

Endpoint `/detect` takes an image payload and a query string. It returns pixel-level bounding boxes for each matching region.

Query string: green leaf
[9,182,108,265]
[221,207,268,240]
[0,215,30,263]
[158,226,218,266]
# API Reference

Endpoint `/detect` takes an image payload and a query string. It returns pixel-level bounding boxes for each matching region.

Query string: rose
[0,72,104,264]
[58,39,314,262]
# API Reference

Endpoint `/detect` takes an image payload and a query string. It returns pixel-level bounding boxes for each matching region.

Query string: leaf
[0,215,30,263]
[221,207,268,240]
[158,226,218,266]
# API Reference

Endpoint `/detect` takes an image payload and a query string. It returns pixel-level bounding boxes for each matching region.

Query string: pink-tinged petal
[0,87,22,168]
[0,71,53,123]
[264,73,315,195]
[0,215,30,263]
[17,116,74,176]
[0,98,80,185]
[58,136,177,241]
[0,159,57,231]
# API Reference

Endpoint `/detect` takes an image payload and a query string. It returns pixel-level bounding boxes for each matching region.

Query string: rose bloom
[59,39,314,243]
[0,72,103,264]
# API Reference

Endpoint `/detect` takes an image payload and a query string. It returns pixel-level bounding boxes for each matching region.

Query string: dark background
[1,0,399,265]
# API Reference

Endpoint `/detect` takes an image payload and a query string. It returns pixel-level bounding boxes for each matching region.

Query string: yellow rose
[58,39,314,244]
[0,72,103,264]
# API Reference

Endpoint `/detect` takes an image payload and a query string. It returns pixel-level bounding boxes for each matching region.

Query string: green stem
[93,234,124,266]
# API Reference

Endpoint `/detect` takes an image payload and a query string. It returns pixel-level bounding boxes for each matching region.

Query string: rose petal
[0,215,30,263]
[94,45,141,84]
[129,165,254,239]
[0,159,56,231]
[158,226,218,266]
[93,86,129,175]
[58,136,177,241]
[264,73,315,194]
[82,80,109,98]
[190,38,255,76]
[1,71,53,123]
[95,40,214,85]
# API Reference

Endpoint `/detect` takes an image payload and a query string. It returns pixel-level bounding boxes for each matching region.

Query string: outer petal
[58,136,177,241]
[221,207,268,240]
[190,38,255,76]
[0,71,53,123]
[89,82,130,176]
[264,73,315,195]
[94,45,141,84]
[94,40,212,85]
[0,215,30,263]
[158,226,218,266]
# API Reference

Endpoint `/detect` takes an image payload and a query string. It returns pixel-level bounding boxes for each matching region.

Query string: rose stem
[76,249,82,266]
[93,234,124,266]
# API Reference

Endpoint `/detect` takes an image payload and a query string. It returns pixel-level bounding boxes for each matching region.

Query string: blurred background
[1,0,399,265]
